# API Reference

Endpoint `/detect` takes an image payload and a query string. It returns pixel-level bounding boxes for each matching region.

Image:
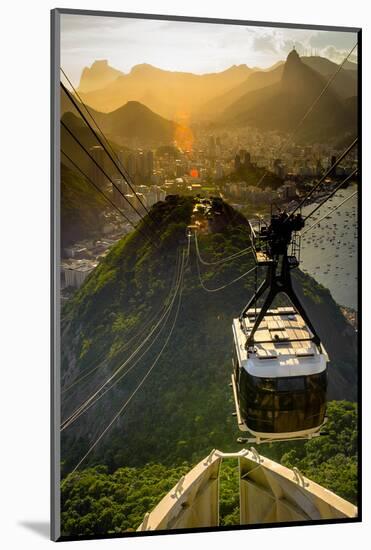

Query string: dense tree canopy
[61,401,358,537]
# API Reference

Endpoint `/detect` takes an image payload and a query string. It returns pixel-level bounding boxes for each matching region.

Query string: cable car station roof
[137,448,357,532]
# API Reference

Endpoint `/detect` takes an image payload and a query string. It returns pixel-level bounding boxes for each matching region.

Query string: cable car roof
[233,307,328,378]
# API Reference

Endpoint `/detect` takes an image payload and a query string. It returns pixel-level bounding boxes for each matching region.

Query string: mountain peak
[130,63,159,74]
[86,60,120,75]
[78,60,123,93]
[286,47,300,62]
[282,48,308,86]
[286,48,301,65]
[108,100,155,118]
[226,64,249,72]
[91,59,109,68]
[123,100,150,111]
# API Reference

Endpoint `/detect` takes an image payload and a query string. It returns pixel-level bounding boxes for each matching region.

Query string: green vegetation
[61,462,189,536]
[61,111,126,198]
[219,459,240,526]
[60,196,358,536]
[217,163,282,191]
[280,401,358,504]
[61,163,107,247]
[61,401,357,537]
[231,163,282,190]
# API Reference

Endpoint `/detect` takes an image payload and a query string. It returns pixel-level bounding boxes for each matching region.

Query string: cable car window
[307,372,327,392]
[239,371,327,434]
[275,394,291,410]
[258,393,275,410]
[276,377,305,392]
[255,378,275,392]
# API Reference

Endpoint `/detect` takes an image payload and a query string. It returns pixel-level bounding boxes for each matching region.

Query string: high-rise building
[146,187,158,207]
[146,150,154,178]
[132,149,154,182]
[208,136,216,158]
[234,154,241,172]
[112,177,128,208]
[235,150,252,173]
[124,193,140,212]
[128,154,136,180]
[243,151,251,167]
[154,186,166,202]
[120,151,136,181]
[215,164,224,180]
[89,145,106,189]
[273,158,283,176]
[175,159,184,178]
[136,150,145,179]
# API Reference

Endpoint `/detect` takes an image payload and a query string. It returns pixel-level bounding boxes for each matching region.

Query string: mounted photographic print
[51,8,361,541]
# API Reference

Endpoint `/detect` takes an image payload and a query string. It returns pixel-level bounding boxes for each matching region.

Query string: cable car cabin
[232,306,328,443]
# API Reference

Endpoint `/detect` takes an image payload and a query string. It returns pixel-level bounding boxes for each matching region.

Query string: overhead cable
[61,250,181,396]
[61,248,183,430]
[196,253,256,293]
[194,231,251,265]
[61,149,142,233]
[301,191,358,235]
[61,250,186,482]
[60,79,156,227]
[304,168,358,221]
[60,118,157,247]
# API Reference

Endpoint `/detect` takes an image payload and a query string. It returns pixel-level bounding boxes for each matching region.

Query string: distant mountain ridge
[100,100,178,147]
[77,61,254,119]
[65,53,357,144]
[78,60,124,93]
[76,56,356,124]
[62,98,180,149]
[200,55,356,118]
[199,63,283,119]
[219,50,357,141]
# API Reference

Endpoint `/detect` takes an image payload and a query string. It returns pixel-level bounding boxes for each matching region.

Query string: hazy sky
[61,14,358,86]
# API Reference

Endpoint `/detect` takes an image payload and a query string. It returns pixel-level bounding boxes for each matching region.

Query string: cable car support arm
[241,255,321,347]
[239,215,322,348]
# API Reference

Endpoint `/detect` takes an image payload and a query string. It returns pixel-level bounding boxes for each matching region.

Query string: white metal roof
[233,307,328,378]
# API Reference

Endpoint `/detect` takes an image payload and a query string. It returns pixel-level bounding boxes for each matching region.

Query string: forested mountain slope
[61,196,357,478]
